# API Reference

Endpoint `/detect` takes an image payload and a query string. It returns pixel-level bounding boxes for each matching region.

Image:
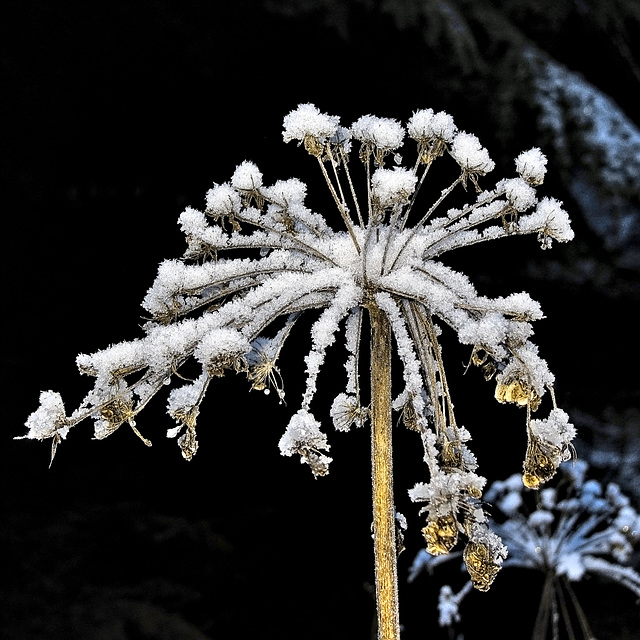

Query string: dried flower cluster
[410,460,640,639]
[22,104,574,600]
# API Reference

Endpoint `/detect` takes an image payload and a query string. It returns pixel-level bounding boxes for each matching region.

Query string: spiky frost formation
[23,103,574,588]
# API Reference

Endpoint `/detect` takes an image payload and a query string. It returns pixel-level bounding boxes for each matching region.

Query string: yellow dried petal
[495,378,540,409]
[464,541,501,592]
[522,436,558,489]
[422,513,459,556]
[303,134,324,157]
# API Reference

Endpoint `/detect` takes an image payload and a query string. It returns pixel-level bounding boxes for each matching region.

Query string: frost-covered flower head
[410,461,640,638]
[22,103,574,594]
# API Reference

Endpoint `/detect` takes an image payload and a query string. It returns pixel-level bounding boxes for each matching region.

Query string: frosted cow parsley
[22,104,574,639]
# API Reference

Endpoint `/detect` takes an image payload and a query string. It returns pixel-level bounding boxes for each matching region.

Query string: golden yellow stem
[369,303,400,640]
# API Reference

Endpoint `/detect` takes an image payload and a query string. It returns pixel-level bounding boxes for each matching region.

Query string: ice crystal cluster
[410,460,640,638]
[23,104,574,591]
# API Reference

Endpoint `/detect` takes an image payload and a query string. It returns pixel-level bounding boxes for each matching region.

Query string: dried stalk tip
[463,540,502,592]
[422,513,459,556]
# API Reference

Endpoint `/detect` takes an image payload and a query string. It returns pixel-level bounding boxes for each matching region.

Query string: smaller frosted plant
[409,460,640,639]
[21,104,575,639]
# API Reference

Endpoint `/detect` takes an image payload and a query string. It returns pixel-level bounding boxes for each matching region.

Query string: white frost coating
[282,103,340,143]
[351,114,405,149]
[262,178,307,207]
[498,177,538,212]
[530,408,576,451]
[375,292,424,407]
[302,282,361,408]
[408,469,486,518]
[166,372,208,421]
[457,311,510,350]
[371,167,418,209]
[518,196,574,245]
[343,309,362,396]
[179,206,228,251]
[450,132,495,174]
[279,409,328,454]
[205,182,242,216]
[407,108,457,143]
[23,391,68,441]
[278,409,332,477]
[231,160,263,191]
[193,327,251,366]
[515,147,547,185]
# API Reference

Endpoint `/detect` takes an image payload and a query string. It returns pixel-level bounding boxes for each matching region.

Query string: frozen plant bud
[351,114,405,166]
[351,115,405,150]
[519,197,574,248]
[23,390,69,441]
[450,132,495,189]
[515,147,548,185]
[408,109,457,163]
[371,167,418,210]
[407,109,457,144]
[330,393,367,431]
[194,328,251,376]
[279,409,332,477]
[231,160,263,191]
[523,409,575,489]
[282,103,340,156]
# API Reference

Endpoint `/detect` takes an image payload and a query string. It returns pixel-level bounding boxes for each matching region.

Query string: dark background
[2,1,639,638]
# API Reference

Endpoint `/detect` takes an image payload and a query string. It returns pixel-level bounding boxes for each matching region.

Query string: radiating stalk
[369,303,400,640]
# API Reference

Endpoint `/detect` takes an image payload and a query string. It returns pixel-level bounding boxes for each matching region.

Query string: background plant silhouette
[409,460,640,639]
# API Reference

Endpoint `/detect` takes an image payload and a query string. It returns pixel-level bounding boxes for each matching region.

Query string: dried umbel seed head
[522,435,559,489]
[303,133,324,157]
[495,377,540,410]
[422,513,459,556]
[206,354,247,378]
[100,397,134,431]
[463,540,502,592]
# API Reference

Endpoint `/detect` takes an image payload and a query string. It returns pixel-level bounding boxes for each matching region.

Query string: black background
[2,1,639,638]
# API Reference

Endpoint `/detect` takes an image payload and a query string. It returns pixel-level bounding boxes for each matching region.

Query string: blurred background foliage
[2,1,639,638]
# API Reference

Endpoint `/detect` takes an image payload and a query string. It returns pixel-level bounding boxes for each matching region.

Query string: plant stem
[369,303,400,640]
